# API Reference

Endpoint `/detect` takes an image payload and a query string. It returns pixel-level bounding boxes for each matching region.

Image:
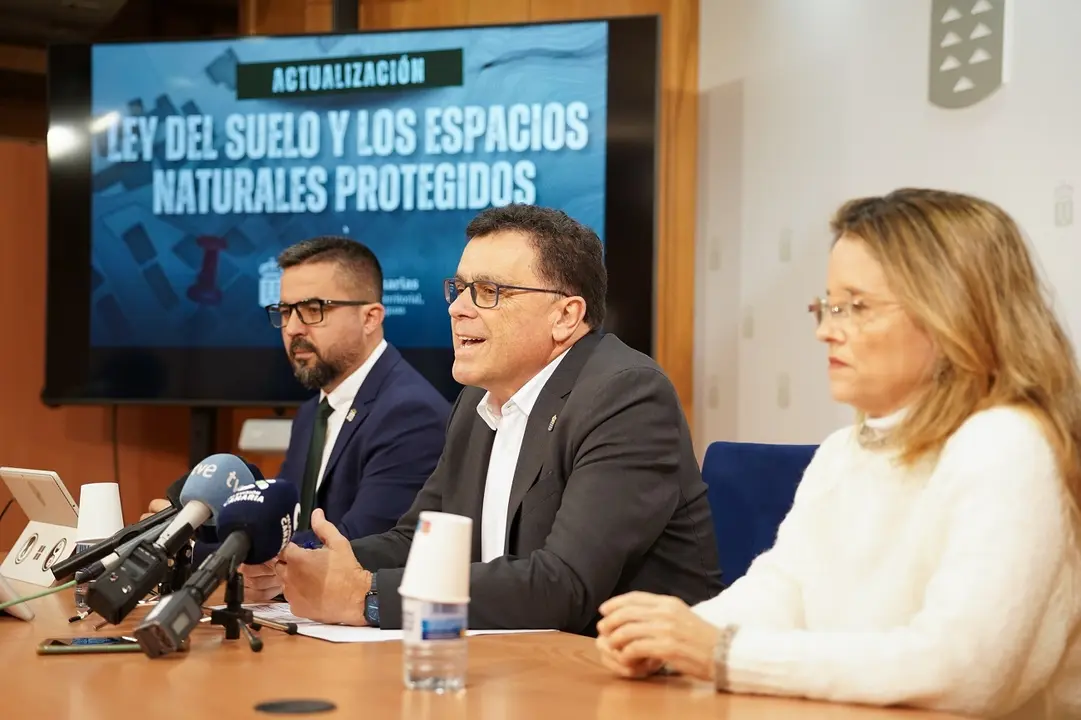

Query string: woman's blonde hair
[831,188,1081,509]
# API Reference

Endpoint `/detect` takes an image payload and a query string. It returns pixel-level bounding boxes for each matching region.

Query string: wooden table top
[0,572,973,719]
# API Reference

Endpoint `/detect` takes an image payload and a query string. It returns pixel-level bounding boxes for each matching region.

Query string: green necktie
[298,398,333,532]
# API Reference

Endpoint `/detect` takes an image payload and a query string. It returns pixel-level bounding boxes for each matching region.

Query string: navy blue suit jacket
[192,343,449,565]
[282,343,450,548]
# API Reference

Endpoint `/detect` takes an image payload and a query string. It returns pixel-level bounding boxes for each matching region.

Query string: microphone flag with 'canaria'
[216,477,301,564]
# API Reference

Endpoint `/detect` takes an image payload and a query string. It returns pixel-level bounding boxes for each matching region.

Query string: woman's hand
[596,591,721,682]
[596,633,666,678]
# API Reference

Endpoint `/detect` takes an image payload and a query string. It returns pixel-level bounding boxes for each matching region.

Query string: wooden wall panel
[241,0,538,34]
[0,142,190,552]
[306,0,334,32]
[0,44,45,74]
[465,0,533,24]
[241,0,312,34]
[360,0,470,27]
[0,99,46,142]
[357,0,532,27]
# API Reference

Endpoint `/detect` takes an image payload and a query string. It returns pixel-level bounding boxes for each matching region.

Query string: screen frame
[42,15,660,407]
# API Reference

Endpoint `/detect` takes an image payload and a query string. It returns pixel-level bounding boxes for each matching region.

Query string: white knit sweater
[694,406,1081,719]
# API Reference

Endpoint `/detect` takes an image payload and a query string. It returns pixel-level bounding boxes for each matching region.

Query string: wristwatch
[364,573,380,627]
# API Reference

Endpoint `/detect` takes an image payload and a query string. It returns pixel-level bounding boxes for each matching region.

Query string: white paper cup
[76,482,124,541]
[398,511,472,604]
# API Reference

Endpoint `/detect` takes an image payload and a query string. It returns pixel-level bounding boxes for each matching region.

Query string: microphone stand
[133,534,301,659]
[204,571,299,652]
[159,541,193,596]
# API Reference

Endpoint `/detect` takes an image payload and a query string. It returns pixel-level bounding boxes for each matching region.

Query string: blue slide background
[88,22,608,348]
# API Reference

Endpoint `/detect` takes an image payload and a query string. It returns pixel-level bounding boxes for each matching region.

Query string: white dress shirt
[475,350,569,563]
[315,338,387,491]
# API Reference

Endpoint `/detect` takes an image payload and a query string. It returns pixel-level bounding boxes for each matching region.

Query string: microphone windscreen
[216,479,300,564]
[236,457,265,481]
[195,525,218,544]
[165,474,187,508]
[180,453,256,526]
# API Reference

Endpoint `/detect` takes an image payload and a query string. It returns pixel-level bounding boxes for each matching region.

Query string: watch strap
[364,573,379,627]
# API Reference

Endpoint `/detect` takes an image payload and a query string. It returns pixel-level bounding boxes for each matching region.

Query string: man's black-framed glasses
[265,298,375,328]
[444,278,568,309]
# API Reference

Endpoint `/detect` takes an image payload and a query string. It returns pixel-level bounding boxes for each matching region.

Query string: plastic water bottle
[72,540,98,611]
[398,511,473,691]
[401,597,468,692]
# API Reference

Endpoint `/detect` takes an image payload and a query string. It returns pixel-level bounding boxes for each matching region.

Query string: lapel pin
[346,409,356,422]
[548,414,557,432]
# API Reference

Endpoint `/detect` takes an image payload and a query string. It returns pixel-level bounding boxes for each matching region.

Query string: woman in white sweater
[596,188,1081,719]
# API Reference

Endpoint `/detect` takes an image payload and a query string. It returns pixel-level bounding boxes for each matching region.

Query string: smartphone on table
[36,636,141,655]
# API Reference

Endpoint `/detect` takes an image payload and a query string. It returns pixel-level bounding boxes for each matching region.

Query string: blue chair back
[701,441,818,585]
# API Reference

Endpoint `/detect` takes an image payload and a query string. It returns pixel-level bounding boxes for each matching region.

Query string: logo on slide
[259,259,282,308]
[928,0,1006,109]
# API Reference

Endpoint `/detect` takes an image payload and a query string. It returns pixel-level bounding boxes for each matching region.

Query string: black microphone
[86,454,261,625]
[134,479,300,658]
[73,521,172,585]
[50,474,187,583]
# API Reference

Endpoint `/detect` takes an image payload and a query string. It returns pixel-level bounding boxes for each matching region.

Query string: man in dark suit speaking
[275,206,723,635]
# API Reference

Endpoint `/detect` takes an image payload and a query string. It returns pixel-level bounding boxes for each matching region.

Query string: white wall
[695,0,1081,452]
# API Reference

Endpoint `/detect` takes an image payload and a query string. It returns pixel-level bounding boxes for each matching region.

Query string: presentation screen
[44,16,659,405]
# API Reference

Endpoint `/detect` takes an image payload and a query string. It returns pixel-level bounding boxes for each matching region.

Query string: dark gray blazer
[350,331,723,634]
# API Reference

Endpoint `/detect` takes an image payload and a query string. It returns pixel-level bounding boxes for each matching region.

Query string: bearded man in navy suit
[146,237,449,601]
[247,237,450,597]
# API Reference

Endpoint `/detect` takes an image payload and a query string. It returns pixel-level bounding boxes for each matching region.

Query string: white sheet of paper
[212,602,554,644]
